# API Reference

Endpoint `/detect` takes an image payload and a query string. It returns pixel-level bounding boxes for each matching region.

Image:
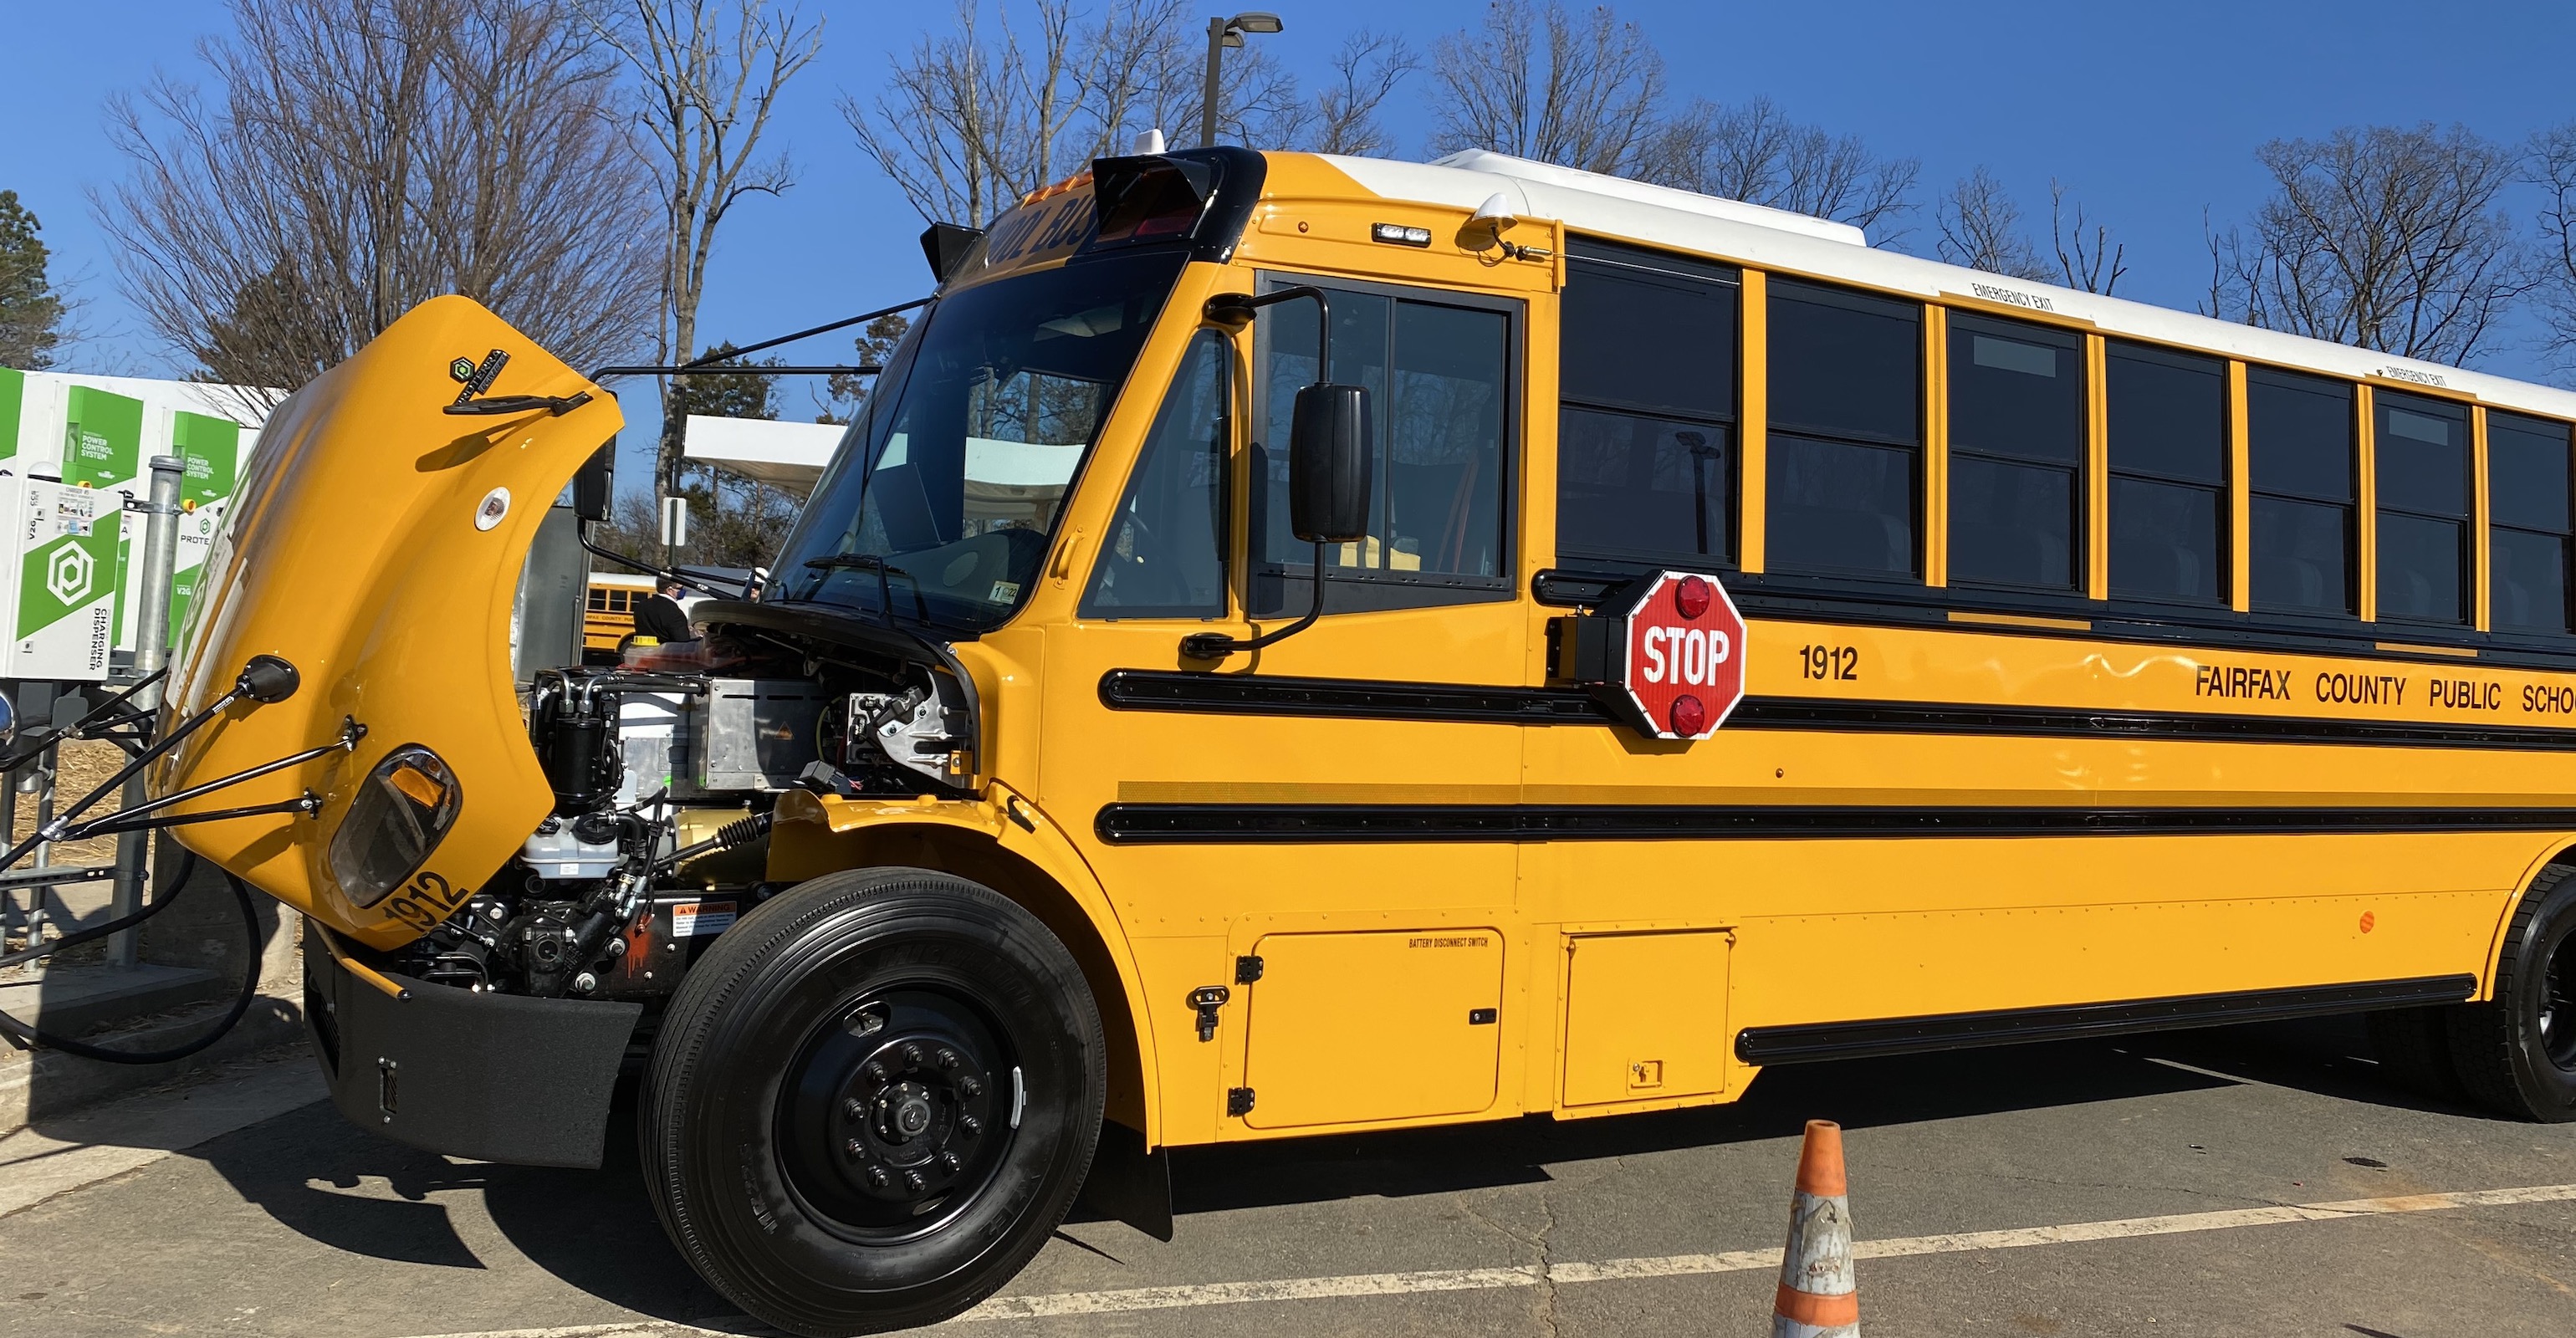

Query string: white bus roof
[1320,151,2576,424]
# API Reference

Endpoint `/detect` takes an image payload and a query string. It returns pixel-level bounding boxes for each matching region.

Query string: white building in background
[682,414,842,493]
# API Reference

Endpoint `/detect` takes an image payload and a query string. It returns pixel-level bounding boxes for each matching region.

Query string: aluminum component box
[692,679,825,792]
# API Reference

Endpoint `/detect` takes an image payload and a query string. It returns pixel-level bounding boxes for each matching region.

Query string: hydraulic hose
[0,850,269,1065]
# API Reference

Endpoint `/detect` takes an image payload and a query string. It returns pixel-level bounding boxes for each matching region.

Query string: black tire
[641,867,1105,1335]
[2446,866,2576,1121]
[2367,1006,2463,1101]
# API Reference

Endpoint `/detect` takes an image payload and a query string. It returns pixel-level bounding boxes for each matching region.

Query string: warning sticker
[669,901,738,937]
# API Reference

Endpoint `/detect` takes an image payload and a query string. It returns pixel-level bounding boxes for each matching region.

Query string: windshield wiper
[801,553,935,626]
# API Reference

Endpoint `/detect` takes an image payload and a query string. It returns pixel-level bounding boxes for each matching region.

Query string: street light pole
[1199,13,1282,149]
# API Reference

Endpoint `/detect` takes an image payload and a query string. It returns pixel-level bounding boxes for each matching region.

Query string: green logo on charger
[18,523,117,639]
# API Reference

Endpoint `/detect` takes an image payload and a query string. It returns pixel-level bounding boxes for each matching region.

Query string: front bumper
[304,944,642,1168]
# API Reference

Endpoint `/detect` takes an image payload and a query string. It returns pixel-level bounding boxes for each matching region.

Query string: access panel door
[1240,930,1505,1130]
[1560,931,1731,1108]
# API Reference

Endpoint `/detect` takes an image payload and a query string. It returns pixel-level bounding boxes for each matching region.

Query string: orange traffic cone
[1771,1120,1858,1337]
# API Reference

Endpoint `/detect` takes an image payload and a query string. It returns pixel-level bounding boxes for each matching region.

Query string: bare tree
[1935,166,2049,280]
[584,0,822,498]
[2531,120,2576,375]
[1284,33,1418,158]
[2204,123,2527,365]
[2047,179,2126,296]
[1428,0,1665,176]
[1638,95,1917,236]
[98,0,658,414]
[850,0,1321,229]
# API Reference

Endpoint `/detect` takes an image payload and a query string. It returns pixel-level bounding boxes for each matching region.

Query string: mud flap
[1076,1119,1174,1241]
[305,947,641,1169]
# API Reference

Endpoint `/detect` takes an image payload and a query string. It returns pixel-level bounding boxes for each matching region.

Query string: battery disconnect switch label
[669,901,737,937]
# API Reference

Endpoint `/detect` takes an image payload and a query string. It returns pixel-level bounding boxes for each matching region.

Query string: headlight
[328,745,462,908]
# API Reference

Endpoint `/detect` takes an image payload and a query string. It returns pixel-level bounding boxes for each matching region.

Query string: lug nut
[843,1097,864,1119]
[902,1044,923,1069]
[958,1115,979,1136]
[866,1167,889,1187]
[845,1138,864,1157]
[864,1062,887,1081]
[903,1171,925,1192]
[938,1049,958,1070]
[939,1152,961,1172]
[958,1076,982,1098]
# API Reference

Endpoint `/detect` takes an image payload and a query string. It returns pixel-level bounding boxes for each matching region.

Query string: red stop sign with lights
[1619,571,1746,739]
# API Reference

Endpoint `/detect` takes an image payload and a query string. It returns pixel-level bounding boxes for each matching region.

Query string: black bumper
[304,946,642,1169]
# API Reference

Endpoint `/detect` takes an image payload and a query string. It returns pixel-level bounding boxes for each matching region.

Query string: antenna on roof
[1132,127,1167,156]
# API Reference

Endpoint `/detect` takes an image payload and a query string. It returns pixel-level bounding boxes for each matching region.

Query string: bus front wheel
[2448,866,2576,1122]
[641,867,1106,1335]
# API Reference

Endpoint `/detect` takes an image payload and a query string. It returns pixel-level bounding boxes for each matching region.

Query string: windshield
[769,250,1187,631]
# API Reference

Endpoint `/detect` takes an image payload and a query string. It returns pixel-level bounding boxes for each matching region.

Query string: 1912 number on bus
[1800,644,1860,681]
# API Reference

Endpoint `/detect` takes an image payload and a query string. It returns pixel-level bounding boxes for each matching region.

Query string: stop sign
[1618,570,1746,739]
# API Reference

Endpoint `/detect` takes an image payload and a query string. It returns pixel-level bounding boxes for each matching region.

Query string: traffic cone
[1771,1120,1858,1337]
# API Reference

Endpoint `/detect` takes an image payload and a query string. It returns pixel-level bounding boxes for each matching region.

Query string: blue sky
[10,1,2576,483]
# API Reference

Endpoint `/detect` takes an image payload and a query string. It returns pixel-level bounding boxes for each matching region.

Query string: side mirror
[573,443,613,523]
[1288,383,1371,544]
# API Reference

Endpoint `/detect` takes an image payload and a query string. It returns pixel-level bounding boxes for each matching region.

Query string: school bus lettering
[2428,677,2502,712]
[1799,644,1861,681]
[2193,663,2291,700]
[2315,672,2408,706]
[2527,683,2576,715]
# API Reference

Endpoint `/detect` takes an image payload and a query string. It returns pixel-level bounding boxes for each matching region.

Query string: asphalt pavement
[3,1014,2572,1337]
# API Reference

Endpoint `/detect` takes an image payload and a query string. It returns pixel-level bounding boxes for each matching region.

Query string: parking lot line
[395,1181,2576,1336]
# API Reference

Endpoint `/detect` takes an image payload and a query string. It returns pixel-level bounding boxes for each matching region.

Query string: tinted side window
[1556,241,1740,569]
[1770,280,1920,443]
[2107,342,2226,604]
[1253,282,1512,607]
[2372,391,2467,626]
[2247,368,2354,615]
[1561,242,1736,421]
[2491,411,2574,636]
[1768,280,1920,578]
[1081,330,1228,618]
[1947,313,2081,590]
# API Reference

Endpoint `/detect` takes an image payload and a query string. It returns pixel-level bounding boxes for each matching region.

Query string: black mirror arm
[1182,540,1328,661]
[1204,286,1331,371]
[1186,285,1338,662]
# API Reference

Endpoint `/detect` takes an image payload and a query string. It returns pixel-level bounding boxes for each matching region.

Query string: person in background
[634,577,693,644]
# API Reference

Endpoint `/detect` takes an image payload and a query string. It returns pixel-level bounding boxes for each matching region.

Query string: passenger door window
[1081,330,1229,618]
[1252,279,1515,613]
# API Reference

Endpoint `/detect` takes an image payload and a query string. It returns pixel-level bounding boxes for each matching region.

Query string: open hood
[154,296,619,948]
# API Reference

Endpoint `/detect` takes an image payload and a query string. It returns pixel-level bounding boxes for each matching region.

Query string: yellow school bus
[582,572,655,658]
[151,144,2576,1334]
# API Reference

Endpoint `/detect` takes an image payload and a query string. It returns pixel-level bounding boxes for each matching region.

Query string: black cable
[0,851,268,1065]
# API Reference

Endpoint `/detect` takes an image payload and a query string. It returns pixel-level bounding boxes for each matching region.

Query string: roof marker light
[1372,222,1432,248]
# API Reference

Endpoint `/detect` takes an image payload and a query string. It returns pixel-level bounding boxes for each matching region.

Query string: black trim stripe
[1733,974,2477,1065]
[1095,803,2576,845]
[1099,669,2576,752]
[1101,668,1601,724]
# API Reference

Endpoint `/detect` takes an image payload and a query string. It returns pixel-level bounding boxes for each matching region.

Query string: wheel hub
[778,988,1013,1239]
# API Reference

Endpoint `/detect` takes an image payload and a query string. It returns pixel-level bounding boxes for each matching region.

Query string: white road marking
[391,1181,2576,1336]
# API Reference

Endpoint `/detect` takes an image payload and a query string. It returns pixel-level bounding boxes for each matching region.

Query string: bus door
[1040,274,1530,1136]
